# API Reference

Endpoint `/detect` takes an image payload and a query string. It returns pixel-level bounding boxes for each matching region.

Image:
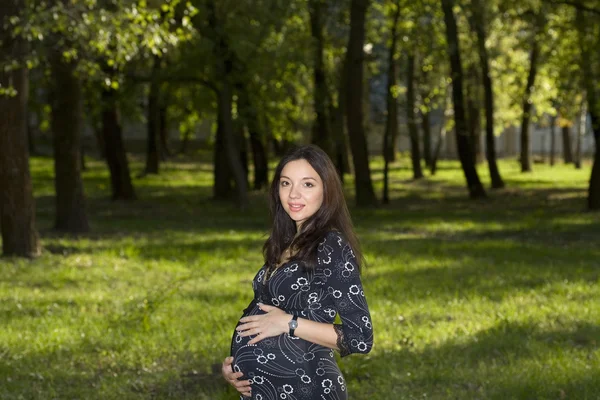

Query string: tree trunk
[145,56,160,174]
[237,84,269,190]
[383,1,401,204]
[236,122,249,188]
[207,0,249,208]
[309,0,334,159]
[49,55,90,233]
[248,131,268,190]
[550,115,556,166]
[520,35,541,172]
[406,54,424,179]
[330,59,352,179]
[441,0,486,198]
[430,122,446,176]
[430,95,449,176]
[94,125,106,159]
[217,84,249,208]
[0,5,41,257]
[101,88,136,200]
[346,0,377,206]
[469,0,504,188]
[577,9,600,210]
[575,100,586,169]
[421,110,432,168]
[213,112,234,200]
[562,125,573,163]
[588,106,600,210]
[465,67,483,165]
[159,106,171,160]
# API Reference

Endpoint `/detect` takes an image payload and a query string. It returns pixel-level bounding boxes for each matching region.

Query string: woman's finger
[257,303,275,311]
[239,327,262,337]
[248,333,265,345]
[227,371,244,381]
[234,379,252,389]
[236,322,258,332]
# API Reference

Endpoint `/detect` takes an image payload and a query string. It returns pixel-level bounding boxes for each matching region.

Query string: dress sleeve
[317,232,373,357]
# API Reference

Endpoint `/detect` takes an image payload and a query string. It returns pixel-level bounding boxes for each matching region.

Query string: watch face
[289,320,298,329]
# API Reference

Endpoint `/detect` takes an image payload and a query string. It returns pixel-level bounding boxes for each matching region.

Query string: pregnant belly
[231,326,335,378]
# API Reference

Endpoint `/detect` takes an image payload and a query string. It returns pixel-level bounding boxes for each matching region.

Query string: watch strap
[288,314,299,337]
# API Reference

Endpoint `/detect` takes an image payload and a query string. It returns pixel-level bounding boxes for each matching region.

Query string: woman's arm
[317,232,373,356]
[287,315,340,350]
[237,304,339,350]
[237,232,373,355]
[238,305,340,349]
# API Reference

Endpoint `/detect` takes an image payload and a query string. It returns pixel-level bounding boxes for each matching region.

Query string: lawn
[1,154,599,400]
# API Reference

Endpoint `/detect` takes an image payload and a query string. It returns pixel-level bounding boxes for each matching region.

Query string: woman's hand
[221,356,251,398]
[236,303,290,345]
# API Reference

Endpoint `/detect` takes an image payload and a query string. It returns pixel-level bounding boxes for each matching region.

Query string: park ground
[1,154,599,400]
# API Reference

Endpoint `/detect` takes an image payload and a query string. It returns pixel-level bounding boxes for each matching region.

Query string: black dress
[230,231,373,400]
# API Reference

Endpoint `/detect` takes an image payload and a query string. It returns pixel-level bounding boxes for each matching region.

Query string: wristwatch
[288,315,299,337]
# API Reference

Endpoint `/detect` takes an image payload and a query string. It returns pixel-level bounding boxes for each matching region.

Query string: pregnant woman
[221,145,373,400]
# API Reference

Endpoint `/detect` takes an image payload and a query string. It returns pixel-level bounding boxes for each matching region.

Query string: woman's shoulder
[318,230,349,249]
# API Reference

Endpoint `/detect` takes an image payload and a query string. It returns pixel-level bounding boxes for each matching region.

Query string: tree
[469,0,505,188]
[383,0,401,204]
[561,125,574,163]
[49,52,90,233]
[406,53,424,179]
[576,7,600,210]
[309,0,334,159]
[511,7,546,173]
[0,1,41,257]
[206,0,249,209]
[101,84,137,200]
[346,0,377,207]
[441,0,487,198]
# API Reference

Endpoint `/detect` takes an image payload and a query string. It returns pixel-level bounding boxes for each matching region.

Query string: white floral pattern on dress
[230,232,373,400]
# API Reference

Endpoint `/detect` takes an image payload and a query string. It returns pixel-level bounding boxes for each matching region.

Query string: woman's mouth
[288,203,305,212]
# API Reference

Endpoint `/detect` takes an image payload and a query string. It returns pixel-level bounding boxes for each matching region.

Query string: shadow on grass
[368,231,598,303]
[4,320,594,399]
[355,320,599,399]
[0,348,230,400]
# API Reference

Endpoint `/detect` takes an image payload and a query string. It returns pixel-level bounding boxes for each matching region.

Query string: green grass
[1,153,599,400]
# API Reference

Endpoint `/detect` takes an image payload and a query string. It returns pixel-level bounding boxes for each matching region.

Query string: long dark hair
[263,144,364,272]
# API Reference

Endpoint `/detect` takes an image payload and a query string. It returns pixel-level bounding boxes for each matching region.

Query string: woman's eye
[304,182,314,188]
[280,181,289,187]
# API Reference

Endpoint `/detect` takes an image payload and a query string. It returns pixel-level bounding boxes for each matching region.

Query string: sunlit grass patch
[1,155,599,399]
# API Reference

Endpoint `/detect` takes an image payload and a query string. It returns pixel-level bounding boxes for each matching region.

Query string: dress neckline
[263,259,295,283]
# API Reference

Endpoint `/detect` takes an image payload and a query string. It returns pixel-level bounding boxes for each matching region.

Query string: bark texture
[309,0,334,159]
[49,54,90,233]
[406,54,424,179]
[0,1,41,256]
[470,0,505,188]
[441,0,486,198]
[383,2,401,203]
[345,0,377,206]
[577,9,600,210]
[101,88,136,200]
[520,21,543,172]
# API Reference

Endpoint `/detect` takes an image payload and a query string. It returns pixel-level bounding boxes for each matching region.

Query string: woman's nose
[289,185,301,198]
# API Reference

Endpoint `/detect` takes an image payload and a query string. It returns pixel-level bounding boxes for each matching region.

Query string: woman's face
[279,159,324,229]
